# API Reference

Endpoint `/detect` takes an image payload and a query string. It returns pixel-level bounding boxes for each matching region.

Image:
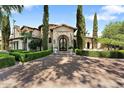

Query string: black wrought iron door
[59,36,67,51]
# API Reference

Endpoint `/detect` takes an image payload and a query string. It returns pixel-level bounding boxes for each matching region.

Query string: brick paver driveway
[0,52,124,88]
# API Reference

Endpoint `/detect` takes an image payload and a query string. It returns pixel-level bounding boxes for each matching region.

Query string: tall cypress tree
[82,15,86,49]
[1,15,10,50]
[76,5,86,49]
[92,13,98,49]
[42,5,49,50]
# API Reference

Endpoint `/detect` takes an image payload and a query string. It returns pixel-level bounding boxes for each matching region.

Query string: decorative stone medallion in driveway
[0,52,124,88]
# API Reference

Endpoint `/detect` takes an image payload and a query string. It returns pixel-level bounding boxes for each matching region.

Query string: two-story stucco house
[0,24,101,51]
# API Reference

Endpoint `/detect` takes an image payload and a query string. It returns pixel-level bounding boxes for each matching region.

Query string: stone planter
[69,49,73,55]
[53,48,58,54]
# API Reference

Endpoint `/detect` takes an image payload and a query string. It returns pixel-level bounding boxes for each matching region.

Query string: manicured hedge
[9,52,25,62]
[75,49,124,58]
[9,49,24,52]
[0,54,16,68]
[9,50,30,53]
[10,50,52,62]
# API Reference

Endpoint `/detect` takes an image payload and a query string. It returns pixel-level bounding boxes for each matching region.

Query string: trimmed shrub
[9,49,24,52]
[75,49,124,58]
[117,50,124,58]
[75,49,83,55]
[10,50,52,62]
[0,54,15,68]
[9,52,26,62]
[9,50,31,53]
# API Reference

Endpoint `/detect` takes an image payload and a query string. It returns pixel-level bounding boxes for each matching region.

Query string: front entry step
[55,51,75,55]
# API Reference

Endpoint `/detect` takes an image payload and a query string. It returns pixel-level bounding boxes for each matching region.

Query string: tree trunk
[1,15,10,51]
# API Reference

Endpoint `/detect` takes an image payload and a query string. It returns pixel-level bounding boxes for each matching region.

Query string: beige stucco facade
[84,37,101,49]
[0,24,102,51]
[38,24,76,51]
[8,25,40,50]
[50,26,74,50]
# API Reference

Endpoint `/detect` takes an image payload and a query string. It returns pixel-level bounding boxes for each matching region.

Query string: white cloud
[87,13,117,21]
[102,5,124,14]
[87,5,124,21]
[24,5,34,10]
[98,14,117,21]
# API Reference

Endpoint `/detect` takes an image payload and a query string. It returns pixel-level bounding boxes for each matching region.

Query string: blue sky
[10,5,124,36]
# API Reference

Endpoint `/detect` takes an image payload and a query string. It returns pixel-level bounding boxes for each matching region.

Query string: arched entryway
[87,42,90,49]
[58,35,68,51]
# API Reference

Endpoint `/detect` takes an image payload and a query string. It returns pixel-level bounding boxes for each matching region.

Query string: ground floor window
[22,41,27,50]
[14,41,19,50]
[49,38,52,43]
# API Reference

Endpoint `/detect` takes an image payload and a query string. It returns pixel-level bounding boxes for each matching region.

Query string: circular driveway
[0,53,124,88]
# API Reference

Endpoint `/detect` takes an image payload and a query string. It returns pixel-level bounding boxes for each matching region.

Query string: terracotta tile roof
[21,26,39,31]
[51,24,77,30]
[38,24,59,30]
[38,24,77,30]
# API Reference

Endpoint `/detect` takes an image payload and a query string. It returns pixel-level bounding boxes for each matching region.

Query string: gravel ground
[0,53,124,88]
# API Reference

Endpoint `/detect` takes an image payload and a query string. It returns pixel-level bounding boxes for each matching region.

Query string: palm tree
[21,31,32,50]
[0,5,24,29]
[0,5,24,50]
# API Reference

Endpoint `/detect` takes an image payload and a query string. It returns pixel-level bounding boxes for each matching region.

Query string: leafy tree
[92,13,98,49]
[76,5,86,49]
[102,22,122,38]
[21,31,32,50]
[42,5,49,50]
[1,15,10,50]
[28,38,42,51]
[98,21,124,50]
